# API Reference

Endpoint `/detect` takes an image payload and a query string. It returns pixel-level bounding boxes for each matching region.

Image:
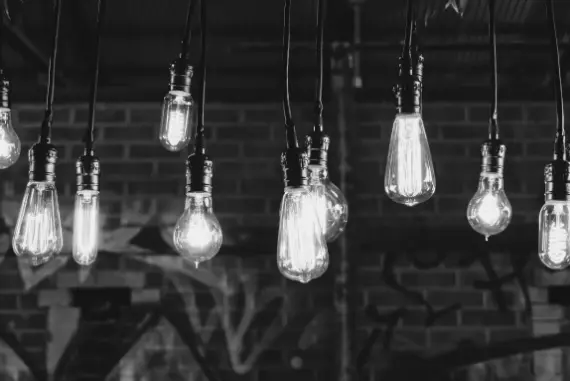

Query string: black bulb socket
[29,143,58,182]
[394,37,424,115]
[281,147,309,188]
[0,70,10,109]
[76,152,101,192]
[544,159,570,201]
[169,57,193,93]
[480,139,506,175]
[304,130,330,168]
[186,151,213,193]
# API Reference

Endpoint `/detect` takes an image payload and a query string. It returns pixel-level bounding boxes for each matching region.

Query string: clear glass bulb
[173,191,223,267]
[277,186,329,283]
[307,165,349,242]
[12,181,63,262]
[72,190,100,266]
[0,107,20,169]
[539,200,570,270]
[384,112,436,206]
[159,90,194,152]
[466,172,512,240]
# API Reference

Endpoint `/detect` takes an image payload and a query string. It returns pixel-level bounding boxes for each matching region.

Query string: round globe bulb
[173,192,223,267]
[466,172,512,240]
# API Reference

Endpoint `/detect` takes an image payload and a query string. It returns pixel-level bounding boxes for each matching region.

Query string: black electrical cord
[180,0,197,60]
[40,0,62,144]
[84,0,106,154]
[194,0,207,154]
[0,5,4,68]
[546,0,565,161]
[403,0,414,68]
[282,0,298,149]
[314,0,326,130]
[488,0,499,140]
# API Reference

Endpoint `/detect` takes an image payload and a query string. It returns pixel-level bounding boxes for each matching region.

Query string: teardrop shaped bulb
[12,181,63,262]
[384,113,435,206]
[277,186,329,283]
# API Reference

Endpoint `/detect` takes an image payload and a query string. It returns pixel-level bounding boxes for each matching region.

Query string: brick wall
[0,101,554,380]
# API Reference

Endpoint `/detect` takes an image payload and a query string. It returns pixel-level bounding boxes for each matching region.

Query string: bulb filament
[547,223,568,265]
[397,119,423,197]
[166,109,186,145]
[478,194,501,226]
[0,129,12,158]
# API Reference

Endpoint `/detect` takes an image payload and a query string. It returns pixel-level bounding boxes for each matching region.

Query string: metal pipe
[332,55,354,381]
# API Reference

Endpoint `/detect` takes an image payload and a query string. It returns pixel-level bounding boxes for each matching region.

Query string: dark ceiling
[2,0,570,103]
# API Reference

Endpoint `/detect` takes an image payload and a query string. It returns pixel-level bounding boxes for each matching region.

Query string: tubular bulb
[0,107,20,169]
[307,165,348,242]
[277,186,329,283]
[12,181,63,264]
[173,191,223,267]
[159,90,194,152]
[467,172,512,240]
[384,112,435,206]
[539,200,570,270]
[72,190,100,266]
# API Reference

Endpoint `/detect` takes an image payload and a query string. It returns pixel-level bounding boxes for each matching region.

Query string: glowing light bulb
[72,190,99,266]
[0,107,20,169]
[159,90,194,152]
[307,165,348,242]
[173,191,222,267]
[384,112,435,206]
[467,172,512,240]
[277,186,329,283]
[12,181,63,262]
[539,200,570,270]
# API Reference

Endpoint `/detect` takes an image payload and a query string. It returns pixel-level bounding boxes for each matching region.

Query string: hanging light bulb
[538,0,570,270]
[159,0,197,152]
[466,127,512,242]
[72,0,106,266]
[276,0,327,283]
[277,149,329,283]
[0,73,20,169]
[466,0,511,240]
[12,143,63,263]
[13,0,63,266]
[73,155,100,266]
[159,60,194,152]
[173,153,222,267]
[385,7,435,207]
